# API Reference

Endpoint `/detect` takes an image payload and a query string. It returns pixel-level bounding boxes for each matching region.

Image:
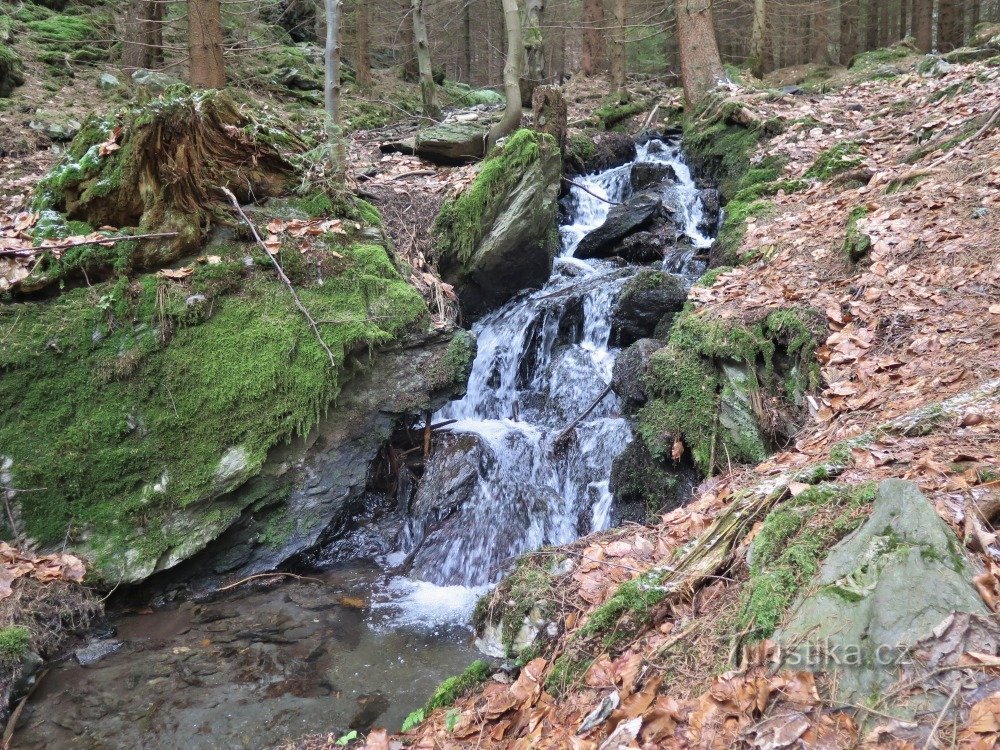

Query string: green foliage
[737,482,877,641]
[425,660,491,713]
[694,266,733,288]
[0,240,427,579]
[334,730,358,745]
[401,709,425,732]
[285,191,334,218]
[627,25,667,75]
[0,627,30,662]
[805,141,863,179]
[433,129,554,266]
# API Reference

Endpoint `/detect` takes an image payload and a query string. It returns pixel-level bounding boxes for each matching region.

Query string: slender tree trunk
[521,0,545,105]
[938,0,963,52]
[324,0,345,181]
[969,0,980,34]
[489,0,524,149]
[674,0,727,106]
[878,0,890,45]
[123,0,163,72]
[356,0,371,88]
[749,0,772,78]
[463,1,473,82]
[582,0,606,76]
[840,0,859,64]
[914,0,933,51]
[400,0,418,81]
[864,0,879,50]
[899,0,909,39]
[188,0,226,88]
[411,0,440,118]
[812,0,829,63]
[611,0,627,92]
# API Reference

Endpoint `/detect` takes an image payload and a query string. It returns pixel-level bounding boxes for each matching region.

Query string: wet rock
[75,639,124,666]
[131,68,182,92]
[615,231,663,264]
[630,162,677,192]
[610,270,687,347]
[698,188,721,234]
[609,440,694,525]
[776,479,995,712]
[611,338,661,413]
[575,191,664,260]
[568,131,637,175]
[349,691,390,730]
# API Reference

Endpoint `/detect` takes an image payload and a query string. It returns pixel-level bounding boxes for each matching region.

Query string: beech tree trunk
[582,0,606,76]
[356,0,371,89]
[938,0,963,52]
[188,0,226,88]
[840,0,859,64]
[324,0,345,180]
[812,0,829,63]
[749,0,772,78]
[914,0,932,52]
[520,0,545,106]
[488,0,524,149]
[411,0,440,118]
[675,0,727,106]
[123,0,163,72]
[611,0,627,92]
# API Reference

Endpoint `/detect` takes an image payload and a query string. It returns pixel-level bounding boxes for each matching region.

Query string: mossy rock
[0,43,25,98]
[25,11,112,72]
[942,46,997,64]
[969,22,1000,50]
[28,89,306,290]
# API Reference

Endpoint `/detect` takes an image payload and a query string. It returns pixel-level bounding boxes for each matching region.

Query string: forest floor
[332,52,1000,750]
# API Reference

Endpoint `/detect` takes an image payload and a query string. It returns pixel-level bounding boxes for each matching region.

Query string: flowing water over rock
[15,137,714,747]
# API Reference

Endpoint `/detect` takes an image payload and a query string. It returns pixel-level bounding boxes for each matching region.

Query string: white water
[374,137,714,626]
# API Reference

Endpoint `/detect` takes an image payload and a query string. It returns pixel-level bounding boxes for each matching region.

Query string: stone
[969,22,1000,49]
[462,88,505,105]
[698,188,721,234]
[29,118,81,142]
[615,231,663,264]
[942,46,998,64]
[131,69,182,92]
[76,639,124,666]
[569,131,637,176]
[718,363,769,465]
[608,438,694,525]
[384,122,488,165]
[575,191,664,260]
[611,338,661,413]
[775,479,993,711]
[98,72,121,90]
[630,162,677,192]
[278,67,321,91]
[610,270,687,347]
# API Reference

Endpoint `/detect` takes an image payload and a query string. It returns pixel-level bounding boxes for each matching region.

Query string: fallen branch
[216,571,323,592]
[389,169,437,181]
[640,100,661,131]
[553,382,615,447]
[0,232,180,258]
[219,187,338,369]
[1,668,47,749]
[562,177,623,206]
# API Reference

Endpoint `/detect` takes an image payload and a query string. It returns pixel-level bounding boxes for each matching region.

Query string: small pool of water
[14,563,481,749]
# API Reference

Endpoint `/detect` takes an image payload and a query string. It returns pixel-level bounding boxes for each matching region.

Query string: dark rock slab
[610,270,687,347]
[575,191,665,259]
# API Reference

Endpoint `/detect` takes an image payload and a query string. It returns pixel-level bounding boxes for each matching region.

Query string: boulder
[775,479,994,711]
[609,438,694,525]
[131,68,182,92]
[28,118,81,143]
[616,231,663,264]
[97,72,121,90]
[698,188,721,234]
[611,337,661,412]
[968,22,1000,50]
[0,45,25,98]
[610,270,687,346]
[575,191,665,259]
[434,129,561,317]
[942,46,998,64]
[568,131,637,176]
[630,162,676,191]
[531,85,567,152]
[385,122,488,165]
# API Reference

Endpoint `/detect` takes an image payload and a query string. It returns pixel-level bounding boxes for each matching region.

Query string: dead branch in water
[562,177,623,206]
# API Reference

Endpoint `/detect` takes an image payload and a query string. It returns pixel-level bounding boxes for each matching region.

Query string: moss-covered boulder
[610,270,687,346]
[433,129,561,317]
[0,43,24,98]
[28,88,305,290]
[0,220,473,583]
[384,122,489,165]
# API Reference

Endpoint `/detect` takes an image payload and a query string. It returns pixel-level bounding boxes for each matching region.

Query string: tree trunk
[400,0,418,82]
[840,0,859,64]
[464,1,473,82]
[356,0,371,88]
[938,0,963,52]
[488,0,524,149]
[899,0,909,39]
[123,0,163,72]
[878,0,890,46]
[324,0,345,181]
[674,0,727,106]
[914,0,932,51]
[611,0,627,92]
[812,0,829,63]
[749,0,772,78]
[188,0,226,88]
[531,85,567,151]
[582,0,606,76]
[969,0,980,35]
[521,0,545,106]
[411,0,440,118]
[864,0,879,50]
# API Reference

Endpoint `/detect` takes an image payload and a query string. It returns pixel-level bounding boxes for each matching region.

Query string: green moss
[579,567,669,646]
[694,266,733,288]
[594,96,650,130]
[425,660,491,713]
[433,129,555,266]
[732,178,809,203]
[473,555,554,656]
[0,626,30,662]
[0,242,427,579]
[714,199,775,263]
[545,653,592,696]
[354,199,381,229]
[737,482,877,641]
[805,141,863,180]
[567,133,597,165]
[849,45,911,70]
[285,191,334,218]
[0,42,25,97]
[26,12,110,71]
[842,206,871,262]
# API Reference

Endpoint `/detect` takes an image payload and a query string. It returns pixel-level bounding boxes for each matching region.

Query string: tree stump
[531,85,567,153]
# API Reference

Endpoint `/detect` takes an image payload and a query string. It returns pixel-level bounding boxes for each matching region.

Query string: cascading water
[377,137,715,621]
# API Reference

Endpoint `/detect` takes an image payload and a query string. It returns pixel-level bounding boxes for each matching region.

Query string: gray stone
[98,72,121,90]
[614,231,663,264]
[29,119,81,142]
[131,69,181,92]
[775,479,992,710]
[630,162,677,192]
[575,191,665,260]
[611,338,661,412]
[76,639,124,666]
[942,46,997,64]
[415,122,487,164]
[718,363,768,465]
[610,270,687,347]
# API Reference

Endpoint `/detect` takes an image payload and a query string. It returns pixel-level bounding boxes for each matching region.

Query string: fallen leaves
[0,542,86,599]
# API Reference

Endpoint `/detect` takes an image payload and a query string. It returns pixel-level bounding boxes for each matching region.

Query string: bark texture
[123,0,163,73]
[675,0,727,106]
[938,0,964,53]
[325,0,346,179]
[411,0,440,118]
[355,0,371,89]
[840,0,859,64]
[749,0,772,78]
[531,85,567,152]
[812,0,829,63]
[520,0,546,106]
[582,0,606,76]
[611,0,627,92]
[914,0,933,52]
[187,0,226,89]
[489,0,524,149]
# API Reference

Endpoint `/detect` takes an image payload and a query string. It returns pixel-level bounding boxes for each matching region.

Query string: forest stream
[13,137,717,749]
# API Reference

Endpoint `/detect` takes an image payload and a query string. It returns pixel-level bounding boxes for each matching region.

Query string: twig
[922,683,961,750]
[928,104,1000,168]
[219,187,337,369]
[561,177,623,206]
[1,668,48,749]
[640,101,661,131]
[389,169,437,180]
[0,232,180,258]
[216,571,322,592]
[552,382,615,446]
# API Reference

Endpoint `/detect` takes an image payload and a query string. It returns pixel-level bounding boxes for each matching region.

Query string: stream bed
[14,136,715,748]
